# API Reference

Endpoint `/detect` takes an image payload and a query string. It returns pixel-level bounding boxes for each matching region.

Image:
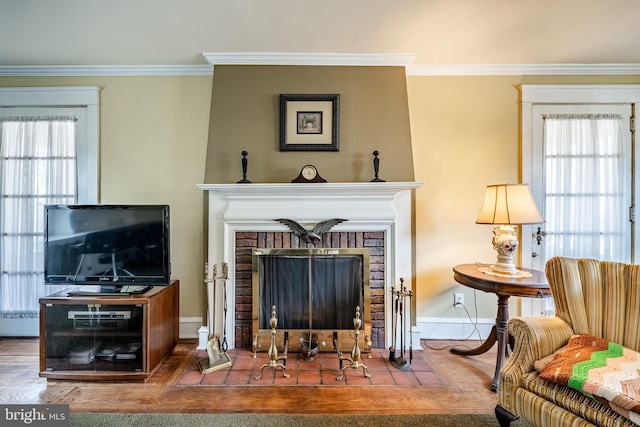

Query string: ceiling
[3,0,640,71]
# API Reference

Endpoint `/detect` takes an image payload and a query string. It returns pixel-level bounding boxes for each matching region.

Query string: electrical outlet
[454,293,464,307]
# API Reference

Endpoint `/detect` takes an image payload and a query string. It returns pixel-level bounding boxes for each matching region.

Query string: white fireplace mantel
[197,182,422,350]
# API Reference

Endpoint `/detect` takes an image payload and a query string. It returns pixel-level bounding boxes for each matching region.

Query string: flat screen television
[44,205,170,294]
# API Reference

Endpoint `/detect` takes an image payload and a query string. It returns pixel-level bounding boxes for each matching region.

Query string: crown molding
[1,60,639,77]
[202,52,417,67]
[406,63,640,76]
[0,65,213,77]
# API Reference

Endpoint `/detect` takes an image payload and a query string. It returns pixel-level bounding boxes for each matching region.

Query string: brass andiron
[335,306,370,381]
[255,305,290,380]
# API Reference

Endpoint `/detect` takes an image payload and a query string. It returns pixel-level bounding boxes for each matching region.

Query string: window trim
[0,87,99,203]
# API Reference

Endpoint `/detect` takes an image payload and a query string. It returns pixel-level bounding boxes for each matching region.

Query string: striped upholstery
[497,257,640,427]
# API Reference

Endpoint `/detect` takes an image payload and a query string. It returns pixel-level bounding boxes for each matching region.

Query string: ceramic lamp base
[491,225,519,274]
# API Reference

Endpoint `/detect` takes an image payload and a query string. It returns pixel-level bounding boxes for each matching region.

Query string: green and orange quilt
[535,334,640,425]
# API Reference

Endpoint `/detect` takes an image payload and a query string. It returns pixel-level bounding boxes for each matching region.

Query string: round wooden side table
[451,263,550,392]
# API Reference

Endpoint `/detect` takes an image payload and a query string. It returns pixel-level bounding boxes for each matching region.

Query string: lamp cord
[422,289,483,351]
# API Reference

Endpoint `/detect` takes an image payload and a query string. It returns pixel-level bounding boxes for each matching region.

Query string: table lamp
[476,183,544,275]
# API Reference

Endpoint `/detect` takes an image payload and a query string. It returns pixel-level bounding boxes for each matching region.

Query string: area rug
[70,412,534,426]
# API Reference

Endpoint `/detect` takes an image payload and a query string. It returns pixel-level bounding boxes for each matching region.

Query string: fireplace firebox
[252,248,370,354]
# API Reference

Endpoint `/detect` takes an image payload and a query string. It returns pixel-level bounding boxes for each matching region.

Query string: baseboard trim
[417,317,494,341]
[0,317,39,336]
[179,317,203,339]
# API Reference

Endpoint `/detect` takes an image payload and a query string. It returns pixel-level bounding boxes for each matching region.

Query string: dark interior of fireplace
[252,248,370,354]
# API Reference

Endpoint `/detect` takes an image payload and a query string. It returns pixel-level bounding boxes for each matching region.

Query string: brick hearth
[234,231,385,350]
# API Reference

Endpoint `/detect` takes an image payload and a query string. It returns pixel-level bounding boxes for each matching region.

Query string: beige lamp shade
[476,184,544,225]
[476,183,544,275]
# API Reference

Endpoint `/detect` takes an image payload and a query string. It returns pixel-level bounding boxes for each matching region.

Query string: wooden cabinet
[39,280,179,382]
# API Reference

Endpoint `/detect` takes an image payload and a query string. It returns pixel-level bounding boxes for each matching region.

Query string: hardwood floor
[0,338,502,415]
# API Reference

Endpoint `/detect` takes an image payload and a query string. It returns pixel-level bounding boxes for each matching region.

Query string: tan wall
[204,65,414,183]
[2,72,640,334]
[407,74,640,322]
[0,76,213,323]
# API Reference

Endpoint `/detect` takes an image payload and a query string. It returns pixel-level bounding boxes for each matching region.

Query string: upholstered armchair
[496,256,640,427]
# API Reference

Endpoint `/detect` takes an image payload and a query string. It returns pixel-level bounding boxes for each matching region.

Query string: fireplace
[252,248,370,354]
[197,182,421,351]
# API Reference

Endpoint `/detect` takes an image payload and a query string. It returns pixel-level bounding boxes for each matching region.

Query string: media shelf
[39,280,179,382]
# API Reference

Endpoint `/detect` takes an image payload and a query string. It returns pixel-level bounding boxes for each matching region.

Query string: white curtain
[0,117,76,317]
[542,114,630,263]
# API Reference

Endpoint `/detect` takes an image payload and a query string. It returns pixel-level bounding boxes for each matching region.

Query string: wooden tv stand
[39,280,179,382]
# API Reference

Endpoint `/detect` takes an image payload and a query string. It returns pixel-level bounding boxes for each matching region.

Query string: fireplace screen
[252,248,370,352]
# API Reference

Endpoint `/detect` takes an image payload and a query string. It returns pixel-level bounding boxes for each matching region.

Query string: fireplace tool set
[389,278,413,370]
[199,262,232,374]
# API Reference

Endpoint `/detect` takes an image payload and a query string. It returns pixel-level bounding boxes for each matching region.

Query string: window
[0,87,98,335]
[541,111,631,262]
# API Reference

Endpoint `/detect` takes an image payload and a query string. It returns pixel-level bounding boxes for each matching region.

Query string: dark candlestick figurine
[237,150,251,183]
[371,150,385,182]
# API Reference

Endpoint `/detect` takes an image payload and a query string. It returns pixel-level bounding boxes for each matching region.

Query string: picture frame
[279,94,340,152]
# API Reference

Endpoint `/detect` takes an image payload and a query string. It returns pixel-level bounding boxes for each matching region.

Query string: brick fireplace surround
[234,230,385,349]
[197,182,422,351]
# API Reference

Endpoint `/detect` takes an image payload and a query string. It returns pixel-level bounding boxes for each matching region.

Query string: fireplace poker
[204,263,220,349]
[399,297,406,366]
[220,262,229,352]
[408,285,413,365]
[389,285,397,362]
